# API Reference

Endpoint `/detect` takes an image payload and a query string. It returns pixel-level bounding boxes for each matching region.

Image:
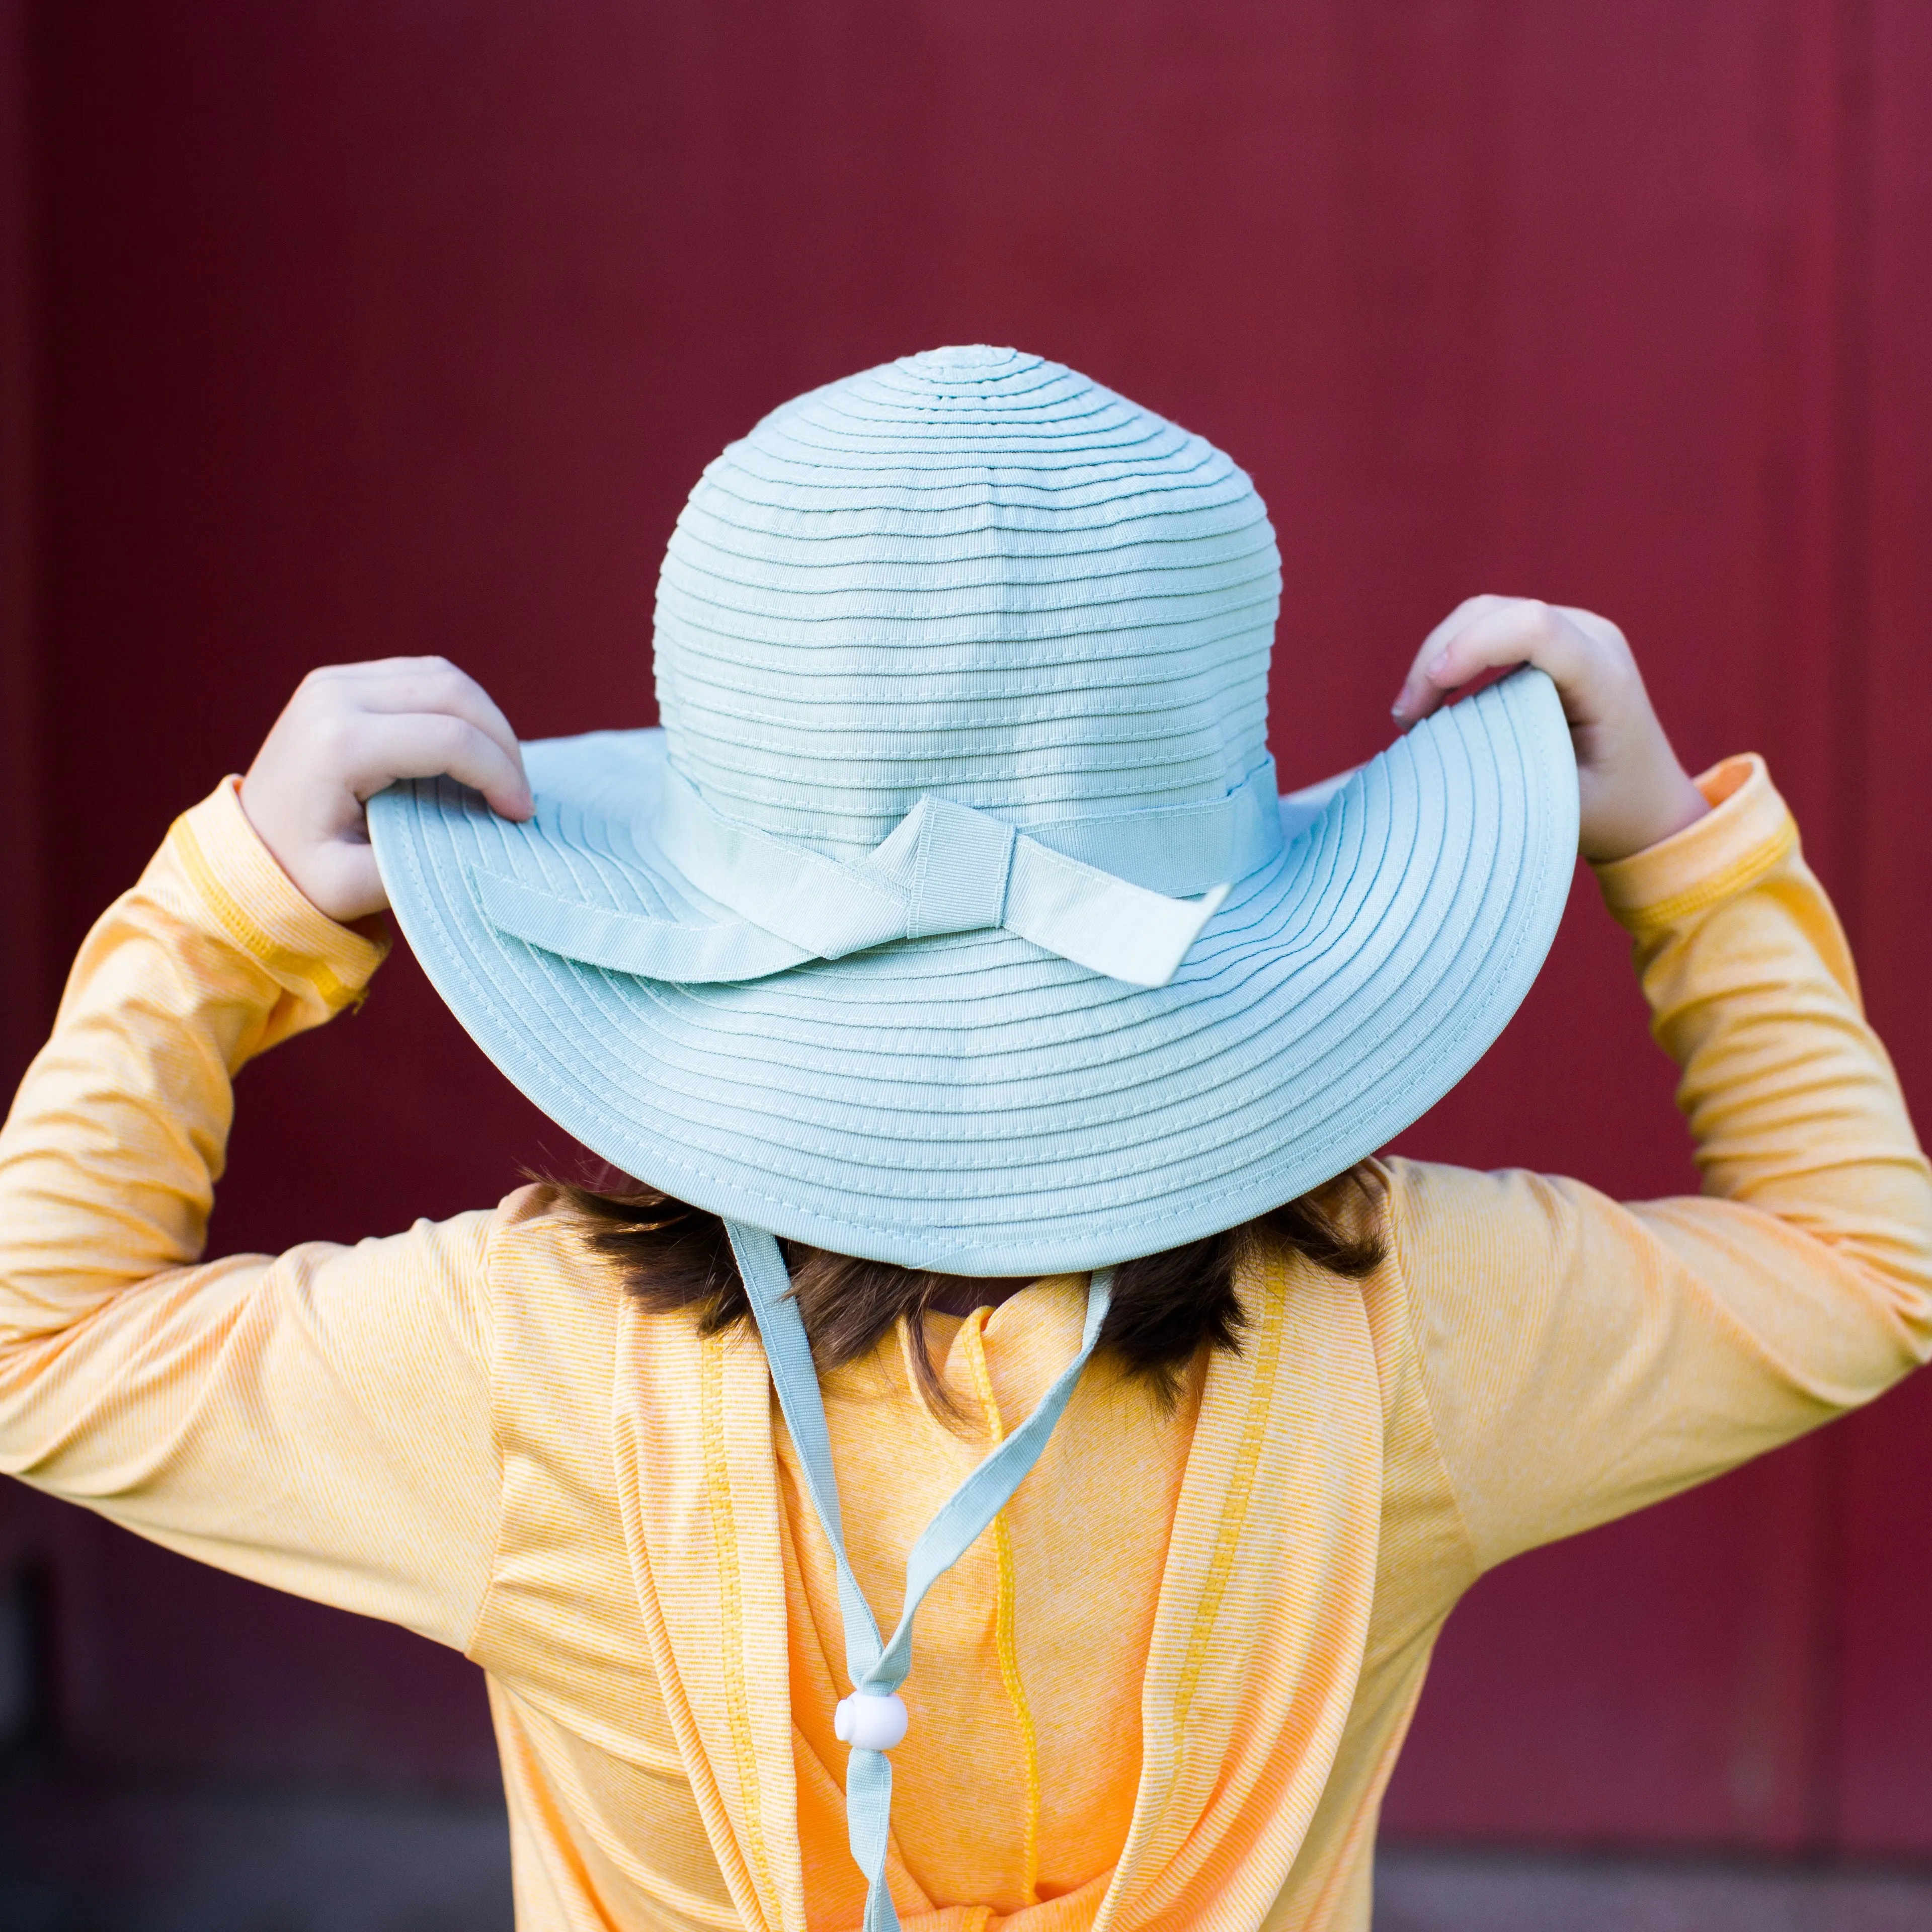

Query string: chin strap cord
[725,1224,1112,1932]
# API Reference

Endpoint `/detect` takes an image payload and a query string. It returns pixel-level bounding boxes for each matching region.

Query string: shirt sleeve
[1397,754,1932,1570]
[0,779,501,1650]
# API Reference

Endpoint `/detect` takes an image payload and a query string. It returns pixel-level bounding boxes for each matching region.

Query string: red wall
[6,0,1932,1853]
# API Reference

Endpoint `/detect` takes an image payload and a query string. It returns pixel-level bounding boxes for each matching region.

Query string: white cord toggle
[834,1691,909,1751]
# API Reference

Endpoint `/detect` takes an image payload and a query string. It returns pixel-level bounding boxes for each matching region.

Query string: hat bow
[474,757,1286,991]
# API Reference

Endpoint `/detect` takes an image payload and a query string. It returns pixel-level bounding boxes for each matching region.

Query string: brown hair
[560,1164,1385,1408]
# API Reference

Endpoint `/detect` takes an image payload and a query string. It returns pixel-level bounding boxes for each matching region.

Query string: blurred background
[2,4,1930,1929]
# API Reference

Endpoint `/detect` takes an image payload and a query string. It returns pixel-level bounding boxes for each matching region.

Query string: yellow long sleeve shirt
[1,755,1928,1931]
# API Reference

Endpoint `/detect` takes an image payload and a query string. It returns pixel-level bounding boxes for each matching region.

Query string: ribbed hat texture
[369,346,1578,1273]
[657,345,1276,857]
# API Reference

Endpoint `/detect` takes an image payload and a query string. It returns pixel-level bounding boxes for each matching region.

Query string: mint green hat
[369,346,1577,1275]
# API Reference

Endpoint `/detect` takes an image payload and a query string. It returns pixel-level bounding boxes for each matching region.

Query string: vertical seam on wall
[0,0,44,1089]
[1830,0,1877,947]
[1812,0,1879,1854]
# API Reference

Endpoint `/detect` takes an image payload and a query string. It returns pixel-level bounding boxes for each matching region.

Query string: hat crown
[653,347,1280,858]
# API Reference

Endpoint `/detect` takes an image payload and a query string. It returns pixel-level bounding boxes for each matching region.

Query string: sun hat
[368,345,1579,1279]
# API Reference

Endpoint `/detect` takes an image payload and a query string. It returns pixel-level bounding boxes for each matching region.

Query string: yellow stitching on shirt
[170,811,358,1011]
[1171,1249,1286,1745]
[1614,816,1797,935]
[961,1309,1042,1907]
[701,1335,778,1925]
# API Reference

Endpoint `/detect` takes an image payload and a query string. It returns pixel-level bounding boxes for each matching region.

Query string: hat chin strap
[473,760,1286,991]
[725,1223,1111,1932]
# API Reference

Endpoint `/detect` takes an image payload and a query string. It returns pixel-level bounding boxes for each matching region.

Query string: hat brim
[367,668,1577,1275]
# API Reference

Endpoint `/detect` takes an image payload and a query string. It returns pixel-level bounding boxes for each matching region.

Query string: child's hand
[1390,596,1708,863]
[240,657,534,922]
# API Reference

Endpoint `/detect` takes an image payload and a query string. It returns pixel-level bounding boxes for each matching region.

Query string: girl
[3,347,1928,1932]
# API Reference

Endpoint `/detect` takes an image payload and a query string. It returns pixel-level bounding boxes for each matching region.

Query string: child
[3,346,1928,1932]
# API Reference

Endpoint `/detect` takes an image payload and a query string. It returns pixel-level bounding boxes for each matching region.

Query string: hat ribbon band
[474,761,1284,990]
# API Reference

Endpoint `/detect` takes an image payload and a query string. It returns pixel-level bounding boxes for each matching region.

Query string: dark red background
[3,0,1930,1859]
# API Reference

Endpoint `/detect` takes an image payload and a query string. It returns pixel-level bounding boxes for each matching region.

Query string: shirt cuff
[165,777,389,1012]
[1591,754,1798,934]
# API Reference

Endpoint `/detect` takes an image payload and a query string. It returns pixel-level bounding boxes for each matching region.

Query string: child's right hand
[1389,596,1709,863]
[239,657,533,923]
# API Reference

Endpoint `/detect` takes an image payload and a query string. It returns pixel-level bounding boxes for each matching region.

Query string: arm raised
[0,658,535,1646]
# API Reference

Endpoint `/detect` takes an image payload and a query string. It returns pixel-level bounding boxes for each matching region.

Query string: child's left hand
[1390,596,1709,863]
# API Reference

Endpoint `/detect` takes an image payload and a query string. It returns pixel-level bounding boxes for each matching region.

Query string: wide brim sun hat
[369,346,1578,1277]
